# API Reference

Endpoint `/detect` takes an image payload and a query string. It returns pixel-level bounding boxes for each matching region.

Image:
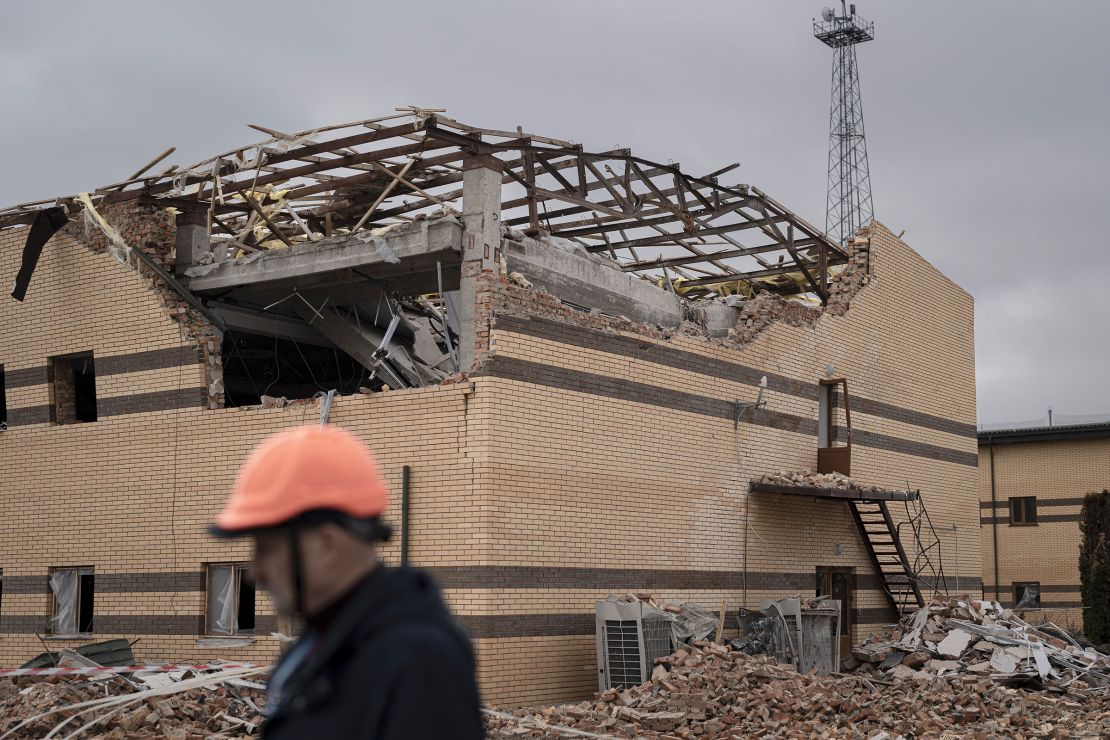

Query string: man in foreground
[210,424,484,739]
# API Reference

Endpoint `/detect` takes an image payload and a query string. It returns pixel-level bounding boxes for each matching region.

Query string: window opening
[49,353,97,424]
[206,563,255,635]
[1009,496,1037,525]
[1013,582,1041,609]
[50,567,95,635]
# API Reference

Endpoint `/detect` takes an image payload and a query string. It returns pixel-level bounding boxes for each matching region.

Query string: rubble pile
[848,596,1110,689]
[486,640,1110,739]
[0,669,266,738]
[756,469,908,496]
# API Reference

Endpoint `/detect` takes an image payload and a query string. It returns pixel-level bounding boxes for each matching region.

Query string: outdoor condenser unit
[595,600,675,691]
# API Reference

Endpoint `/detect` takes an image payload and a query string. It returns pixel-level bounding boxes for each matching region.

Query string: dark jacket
[262,566,483,739]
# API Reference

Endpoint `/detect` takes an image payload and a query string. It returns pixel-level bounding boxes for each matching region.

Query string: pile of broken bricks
[486,638,1109,739]
[487,597,1110,739]
[0,668,266,738]
[848,596,1110,690]
[756,469,910,496]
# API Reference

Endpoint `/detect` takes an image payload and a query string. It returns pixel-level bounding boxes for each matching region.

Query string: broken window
[1009,496,1037,525]
[49,353,97,424]
[50,567,95,635]
[1013,582,1041,609]
[221,330,366,407]
[0,364,7,429]
[206,563,255,635]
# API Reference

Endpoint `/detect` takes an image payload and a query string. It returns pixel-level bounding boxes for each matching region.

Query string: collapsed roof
[0,108,846,300]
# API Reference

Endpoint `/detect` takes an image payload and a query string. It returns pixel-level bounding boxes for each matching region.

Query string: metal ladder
[849,500,925,618]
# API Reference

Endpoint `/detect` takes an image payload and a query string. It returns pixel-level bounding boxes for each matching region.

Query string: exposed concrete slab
[208,303,333,347]
[505,236,683,327]
[187,217,463,293]
[687,300,744,337]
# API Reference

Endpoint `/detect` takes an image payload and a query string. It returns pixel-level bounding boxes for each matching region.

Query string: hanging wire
[261,334,282,398]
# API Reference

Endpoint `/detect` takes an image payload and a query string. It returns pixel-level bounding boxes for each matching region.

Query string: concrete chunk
[937,629,973,658]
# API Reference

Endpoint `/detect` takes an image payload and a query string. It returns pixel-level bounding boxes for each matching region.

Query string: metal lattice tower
[814,2,875,246]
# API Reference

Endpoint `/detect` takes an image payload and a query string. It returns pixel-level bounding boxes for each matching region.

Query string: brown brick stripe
[6,405,50,425]
[980,513,1081,525]
[494,314,977,438]
[0,569,983,637]
[3,573,206,594]
[4,347,201,388]
[0,615,277,636]
[3,611,905,638]
[3,567,981,594]
[980,498,1087,509]
[3,347,206,425]
[476,356,978,467]
[97,388,208,417]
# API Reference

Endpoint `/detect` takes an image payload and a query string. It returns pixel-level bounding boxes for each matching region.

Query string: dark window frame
[1009,496,1038,526]
[1012,581,1041,609]
[205,563,256,636]
[49,566,95,636]
[48,352,98,424]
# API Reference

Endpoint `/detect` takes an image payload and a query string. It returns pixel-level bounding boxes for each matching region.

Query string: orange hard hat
[210,425,390,538]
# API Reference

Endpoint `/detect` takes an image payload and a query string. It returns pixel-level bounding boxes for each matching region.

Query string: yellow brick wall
[979,436,1110,631]
[466,222,979,704]
[0,219,978,706]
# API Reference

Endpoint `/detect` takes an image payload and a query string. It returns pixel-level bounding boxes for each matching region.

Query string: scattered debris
[848,595,1110,690]
[486,638,1110,739]
[756,597,843,675]
[756,469,914,496]
[0,664,268,738]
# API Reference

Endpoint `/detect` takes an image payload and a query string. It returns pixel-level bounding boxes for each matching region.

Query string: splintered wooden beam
[100,120,424,205]
[676,255,850,287]
[237,191,293,248]
[617,241,793,271]
[126,147,176,182]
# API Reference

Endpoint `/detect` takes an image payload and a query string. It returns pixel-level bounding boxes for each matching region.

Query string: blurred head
[253,522,379,617]
[210,425,392,617]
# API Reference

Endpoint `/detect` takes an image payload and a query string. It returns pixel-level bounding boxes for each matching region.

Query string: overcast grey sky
[2,1,1107,426]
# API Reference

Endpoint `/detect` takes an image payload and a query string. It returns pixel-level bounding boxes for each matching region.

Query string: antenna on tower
[814,3,875,246]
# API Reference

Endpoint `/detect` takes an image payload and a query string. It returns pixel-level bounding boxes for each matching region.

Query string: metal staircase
[849,500,924,618]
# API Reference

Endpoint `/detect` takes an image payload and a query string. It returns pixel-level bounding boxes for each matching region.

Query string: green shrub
[1079,490,1110,643]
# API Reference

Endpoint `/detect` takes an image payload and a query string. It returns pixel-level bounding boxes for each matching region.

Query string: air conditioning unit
[595,599,675,691]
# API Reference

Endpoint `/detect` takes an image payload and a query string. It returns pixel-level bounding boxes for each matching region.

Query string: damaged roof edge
[1,109,846,302]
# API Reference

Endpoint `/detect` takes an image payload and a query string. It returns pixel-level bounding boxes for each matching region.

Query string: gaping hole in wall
[49,353,97,424]
[217,289,462,407]
[221,330,366,407]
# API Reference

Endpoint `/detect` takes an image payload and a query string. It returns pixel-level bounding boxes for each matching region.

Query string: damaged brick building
[980,421,1110,627]
[0,111,979,705]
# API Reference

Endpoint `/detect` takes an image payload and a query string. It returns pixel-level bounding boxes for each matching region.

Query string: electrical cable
[261,334,281,398]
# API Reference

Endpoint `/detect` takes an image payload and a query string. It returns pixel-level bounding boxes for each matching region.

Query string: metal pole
[400,465,411,567]
[989,439,1000,601]
[953,524,960,594]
